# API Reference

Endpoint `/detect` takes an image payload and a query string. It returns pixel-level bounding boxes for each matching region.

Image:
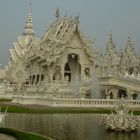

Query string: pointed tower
[107,33,115,53]
[125,34,134,52]
[55,8,60,20]
[22,2,35,36]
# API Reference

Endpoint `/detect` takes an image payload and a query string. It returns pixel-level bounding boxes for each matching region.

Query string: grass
[0,104,139,115]
[1,105,38,113]
[133,110,140,115]
[0,128,50,140]
[0,105,113,114]
[0,99,12,102]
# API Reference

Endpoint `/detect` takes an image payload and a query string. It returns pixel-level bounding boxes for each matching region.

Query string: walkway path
[0,134,17,140]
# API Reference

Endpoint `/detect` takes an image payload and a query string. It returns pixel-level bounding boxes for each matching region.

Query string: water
[4,113,140,140]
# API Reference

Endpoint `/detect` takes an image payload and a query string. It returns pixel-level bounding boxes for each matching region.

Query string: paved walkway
[0,134,17,140]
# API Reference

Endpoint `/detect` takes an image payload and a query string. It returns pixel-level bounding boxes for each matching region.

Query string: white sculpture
[124,71,129,78]
[127,88,134,100]
[105,88,112,99]
[104,97,139,131]
[0,107,8,127]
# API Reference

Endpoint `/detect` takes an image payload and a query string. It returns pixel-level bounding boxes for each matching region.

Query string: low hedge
[0,128,50,140]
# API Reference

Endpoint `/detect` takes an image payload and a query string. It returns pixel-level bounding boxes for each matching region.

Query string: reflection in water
[4,113,140,140]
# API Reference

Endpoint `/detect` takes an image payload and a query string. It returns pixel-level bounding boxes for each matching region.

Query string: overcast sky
[0,0,140,66]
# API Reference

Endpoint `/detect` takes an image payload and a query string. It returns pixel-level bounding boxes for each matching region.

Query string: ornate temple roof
[38,16,94,65]
[22,2,35,36]
[9,49,19,62]
[41,17,80,44]
[8,5,94,66]
[9,3,38,63]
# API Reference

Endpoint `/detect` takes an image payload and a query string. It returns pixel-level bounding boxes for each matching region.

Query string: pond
[4,113,140,140]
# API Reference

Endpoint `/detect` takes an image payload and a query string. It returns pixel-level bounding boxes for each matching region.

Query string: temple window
[64,54,81,83]
[29,76,32,82]
[84,68,90,78]
[65,63,70,71]
[41,74,44,81]
[36,74,40,84]
[118,89,127,99]
[64,63,71,82]
[32,75,35,84]
[57,30,60,36]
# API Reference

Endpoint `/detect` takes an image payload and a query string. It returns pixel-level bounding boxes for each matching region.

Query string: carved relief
[127,88,134,100]
[6,60,29,91]
[53,66,62,83]
[84,67,90,78]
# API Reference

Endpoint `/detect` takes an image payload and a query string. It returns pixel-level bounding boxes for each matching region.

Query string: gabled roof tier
[38,17,94,65]
[9,3,36,63]
[14,42,22,56]
[9,49,19,62]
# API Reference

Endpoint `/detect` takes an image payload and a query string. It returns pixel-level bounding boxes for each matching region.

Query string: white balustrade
[45,98,140,108]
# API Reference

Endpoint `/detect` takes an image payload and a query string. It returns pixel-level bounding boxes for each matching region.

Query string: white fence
[50,98,140,108]
[13,96,140,109]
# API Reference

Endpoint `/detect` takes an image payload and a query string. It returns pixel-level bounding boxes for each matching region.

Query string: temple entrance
[132,94,137,100]
[64,54,81,84]
[118,89,127,98]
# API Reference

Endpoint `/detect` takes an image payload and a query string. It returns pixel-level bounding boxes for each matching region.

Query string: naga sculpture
[104,97,139,132]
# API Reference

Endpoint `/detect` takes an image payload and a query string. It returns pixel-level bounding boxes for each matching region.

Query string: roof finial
[126,33,134,51]
[107,33,114,52]
[128,33,131,44]
[75,13,80,20]
[64,10,67,17]
[55,8,60,20]
[29,1,31,6]
[109,33,113,42]
[22,2,35,36]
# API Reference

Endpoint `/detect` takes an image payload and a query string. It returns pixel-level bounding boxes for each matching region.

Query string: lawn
[0,104,139,115]
[0,105,113,114]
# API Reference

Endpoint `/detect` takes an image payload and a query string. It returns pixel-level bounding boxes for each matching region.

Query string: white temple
[2,5,140,107]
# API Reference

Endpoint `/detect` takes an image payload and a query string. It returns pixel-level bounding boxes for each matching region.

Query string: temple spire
[109,33,113,44]
[22,2,35,36]
[107,33,115,52]
[125,34,134,52]
[127,34,132,46]
[55,8,60,20]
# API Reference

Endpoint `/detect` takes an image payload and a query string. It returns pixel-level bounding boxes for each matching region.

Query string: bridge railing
[12,94,140,109]
[51,98,140,108]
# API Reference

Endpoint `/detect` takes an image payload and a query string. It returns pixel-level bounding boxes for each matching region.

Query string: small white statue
[127,88,134,100]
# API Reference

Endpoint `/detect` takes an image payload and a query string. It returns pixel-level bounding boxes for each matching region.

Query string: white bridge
[99,76,140,93]
[12,95,140,109]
